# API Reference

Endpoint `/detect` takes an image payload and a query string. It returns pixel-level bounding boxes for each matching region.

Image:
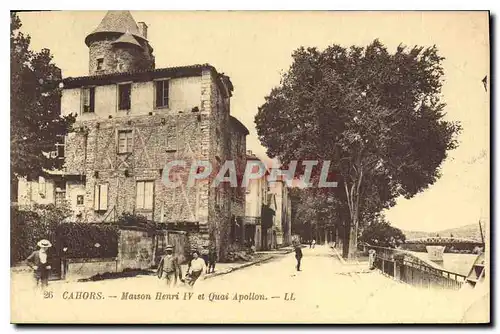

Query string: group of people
[25,238,310,289]
[157,244,217,288]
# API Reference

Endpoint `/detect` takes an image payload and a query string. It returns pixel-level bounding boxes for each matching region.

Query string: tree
[10,12,75,195]
[359,217,406,248]
[255,40,460,259]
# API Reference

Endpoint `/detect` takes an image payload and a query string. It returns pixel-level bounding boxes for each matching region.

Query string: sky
[17,11,490,232]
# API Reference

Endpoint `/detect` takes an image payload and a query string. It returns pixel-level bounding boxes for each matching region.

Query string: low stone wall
[61,228,192,278]
[64,257,118,280]
[118,228,154,271]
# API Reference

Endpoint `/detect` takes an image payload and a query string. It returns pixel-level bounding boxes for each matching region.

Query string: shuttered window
[118,83,131,110]
[94,183,108,211]
[155,80,169,108]
[118,130,133,154]
[55,135,65,158]
[82,87,95,113]
[136,181,154,210]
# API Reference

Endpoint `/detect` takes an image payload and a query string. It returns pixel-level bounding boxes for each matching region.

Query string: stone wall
[65,258,118,280]
[229,123,247,219]
[65,112,206,224]
[202,69,233,260]
[61,68,238,260]
[88,35,154,75]
[117,228,154,270]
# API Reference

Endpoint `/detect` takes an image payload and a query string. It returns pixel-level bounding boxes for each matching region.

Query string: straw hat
[165,244,174,250]
[37,239,52,248]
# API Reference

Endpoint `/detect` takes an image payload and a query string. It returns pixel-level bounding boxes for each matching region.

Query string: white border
[2,1,497,333]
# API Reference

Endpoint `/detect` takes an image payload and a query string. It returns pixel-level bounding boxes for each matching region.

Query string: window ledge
[153,106,170,111]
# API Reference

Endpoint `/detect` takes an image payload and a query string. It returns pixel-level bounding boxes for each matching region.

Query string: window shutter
[144,181,154,210]
[94,184,100,210]
[155,81,163,108]
[119,84,131,110]
[136,181,145,209]
[118,133,127,153]
[100,183,108,210]
[163,81,169,107]
[38,177,46,196]
[126,131,133,152]
[125,84,131,109]
[89,87,95,112]
[82,88,90,112]
[118,86,125,110]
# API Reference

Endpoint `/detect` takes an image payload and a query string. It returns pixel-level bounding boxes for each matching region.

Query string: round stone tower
[85,11,155,75]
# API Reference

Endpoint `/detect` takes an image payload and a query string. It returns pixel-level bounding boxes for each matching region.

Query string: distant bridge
[404,237,483,246]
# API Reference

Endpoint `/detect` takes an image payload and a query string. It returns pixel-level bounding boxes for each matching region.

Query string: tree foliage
[360,217,406,248]
[11,12,75,183]
[11,203,73,264]
[256,40,460,258]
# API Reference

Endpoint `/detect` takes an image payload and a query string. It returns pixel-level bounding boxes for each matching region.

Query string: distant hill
[403,222,486,242]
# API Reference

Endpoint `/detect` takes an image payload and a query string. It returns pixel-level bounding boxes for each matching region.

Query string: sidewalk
[203,245,295,279]
[323,245,477,323]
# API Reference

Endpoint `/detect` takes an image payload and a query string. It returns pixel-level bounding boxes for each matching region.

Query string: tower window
[118,83,131,110]
[76,195,84,206]
[96,58,104,71]
[82,87,95,113]
[155,80,169,108]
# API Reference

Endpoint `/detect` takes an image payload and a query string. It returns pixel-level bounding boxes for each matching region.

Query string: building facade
[244,151,269,251]
[269,179,292,247]
[17,11,248,259]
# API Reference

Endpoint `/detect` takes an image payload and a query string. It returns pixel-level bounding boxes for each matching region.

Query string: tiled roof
[63,64,212,84]
[62,64,234,98]
[85,11,145,45]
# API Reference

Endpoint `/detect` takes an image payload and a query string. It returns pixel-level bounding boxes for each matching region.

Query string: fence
[368,245,466,290]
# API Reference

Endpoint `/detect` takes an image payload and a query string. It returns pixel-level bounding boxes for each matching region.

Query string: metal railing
[367,245,466,290]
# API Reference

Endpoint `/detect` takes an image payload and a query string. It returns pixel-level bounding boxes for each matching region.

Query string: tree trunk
[342,221,350,258]
[347,219,358,260]
[343,168,363,260]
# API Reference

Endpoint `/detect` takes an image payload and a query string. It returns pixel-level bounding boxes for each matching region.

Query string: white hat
[37,239,52,248]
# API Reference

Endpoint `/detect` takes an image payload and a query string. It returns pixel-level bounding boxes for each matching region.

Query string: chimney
[137,22,148,39]
[247,150,253,156]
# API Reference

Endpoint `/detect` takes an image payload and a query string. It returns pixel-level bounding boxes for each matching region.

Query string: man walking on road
[157,245,181,287]
[294,244,303,271]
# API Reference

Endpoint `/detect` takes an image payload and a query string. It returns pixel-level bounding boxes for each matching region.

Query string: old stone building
[17,11,248,258]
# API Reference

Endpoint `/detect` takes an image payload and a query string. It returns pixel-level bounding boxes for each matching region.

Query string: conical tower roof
[85,11,147,46]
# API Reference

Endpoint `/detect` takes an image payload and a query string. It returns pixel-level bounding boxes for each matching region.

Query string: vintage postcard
[10,10,490,324]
